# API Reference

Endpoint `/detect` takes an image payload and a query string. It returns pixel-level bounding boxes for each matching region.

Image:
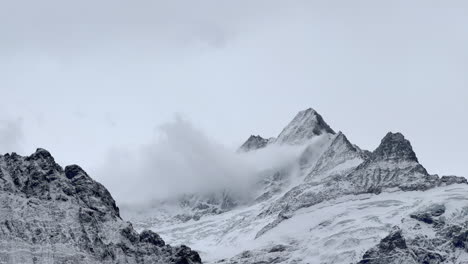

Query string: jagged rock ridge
[121,107,466,264]
[255,131,465,238]
[0,149,201,264]
[239,135,271,152]
[238,108,336,151]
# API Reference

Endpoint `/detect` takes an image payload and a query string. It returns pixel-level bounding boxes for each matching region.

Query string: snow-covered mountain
[123,108,468,264]
[0,149,201,264]
[238,108,335,152]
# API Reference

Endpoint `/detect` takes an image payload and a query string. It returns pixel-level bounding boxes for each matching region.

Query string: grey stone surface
[0,149,201,264]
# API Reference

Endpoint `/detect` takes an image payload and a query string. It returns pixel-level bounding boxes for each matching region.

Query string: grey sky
[1,0,467,194]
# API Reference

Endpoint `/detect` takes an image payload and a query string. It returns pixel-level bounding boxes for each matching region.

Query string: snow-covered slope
[122,108,467,264]
[275,108,335,145]
[0,149,201,264]
[140,185,468,264]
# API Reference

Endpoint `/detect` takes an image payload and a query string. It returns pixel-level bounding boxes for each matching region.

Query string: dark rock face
[410,204,446,224]
[65,164,121,218]
[374,228,407,252]
[0,149,201,264]
[348,132,437,192]
[140,230,165,247]
[439,175,468,186]
[358,228,412,264]
[452,229,468,249]
[256,131,467,239]
[357,204,468,264]
[239,135,270,152]
[268,245,287,253]
[373,132,418,162]
[172,245,202,264]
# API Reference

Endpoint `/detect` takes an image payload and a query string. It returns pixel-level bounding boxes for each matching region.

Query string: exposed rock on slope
[256,131,465,238]
[348,132,438,192]
[0,149,201,264]
[358,202,468,264]
[123,107,466,264]
[304,131,366,182]
[238,135,271,152]
[276,108,335,145]
[238,108,336,151]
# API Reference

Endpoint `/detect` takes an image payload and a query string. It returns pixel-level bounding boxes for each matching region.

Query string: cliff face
[0,149,201,264]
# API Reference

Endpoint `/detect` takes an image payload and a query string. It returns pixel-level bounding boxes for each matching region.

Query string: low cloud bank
[96,116,306,205]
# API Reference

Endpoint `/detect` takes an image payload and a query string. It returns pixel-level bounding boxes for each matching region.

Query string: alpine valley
[1,108,467,264]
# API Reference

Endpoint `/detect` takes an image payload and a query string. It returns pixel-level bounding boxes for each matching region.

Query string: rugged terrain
[0,149,201,264]
[124,108,468,264]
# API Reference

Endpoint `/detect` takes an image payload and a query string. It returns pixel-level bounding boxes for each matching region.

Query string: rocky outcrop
[357,203,468,264]
[238,135,271,152]
[121,107,467,264]
[0,149,201,264]
[439,175,468,186]
[305,132,365,182]
[358,228,414,264]
[358,226,448,264]
[409,204,446,225]
[347,132,438,192]
[239,108,336,152]
[256,131,466,238]
[372,132,419,162]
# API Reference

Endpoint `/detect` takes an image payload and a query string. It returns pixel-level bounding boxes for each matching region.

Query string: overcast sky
[1,0,467,198]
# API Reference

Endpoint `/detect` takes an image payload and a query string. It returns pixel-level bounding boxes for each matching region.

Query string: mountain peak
[238,135,271,152]
[24,147,62,172]
[30,148,54,160]
[373,132,418,162]
[276,108,335,145]
[333,131,355,148]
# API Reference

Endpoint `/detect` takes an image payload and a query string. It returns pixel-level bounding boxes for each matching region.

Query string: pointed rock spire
[373,132,418,162]
[238,135,271,152]
[276,108,335,145]
[330,132,358,152]
[25,148,62,171]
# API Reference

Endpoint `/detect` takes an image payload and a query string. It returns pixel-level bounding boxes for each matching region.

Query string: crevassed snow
[128,184,468,263]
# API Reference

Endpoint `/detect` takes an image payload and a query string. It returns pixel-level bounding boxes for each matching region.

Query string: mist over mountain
[97,116,308,205]
[0,106,467,264]
[120,108,467,263]
[1,1,467,263]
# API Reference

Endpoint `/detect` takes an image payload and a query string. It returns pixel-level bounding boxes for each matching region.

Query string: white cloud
[96,115,307,205]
